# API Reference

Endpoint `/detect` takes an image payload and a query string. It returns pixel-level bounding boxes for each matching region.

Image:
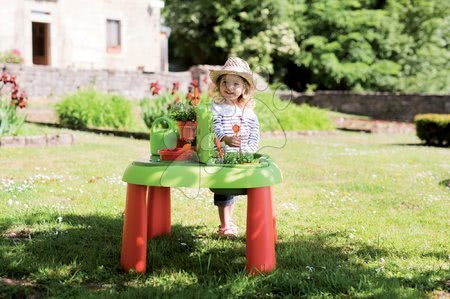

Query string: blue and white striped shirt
[212,102,260,153]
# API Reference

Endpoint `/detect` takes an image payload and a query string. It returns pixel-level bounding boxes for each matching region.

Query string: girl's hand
[222,136,241,147]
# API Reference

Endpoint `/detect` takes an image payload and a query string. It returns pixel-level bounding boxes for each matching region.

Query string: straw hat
[209,57,255,89]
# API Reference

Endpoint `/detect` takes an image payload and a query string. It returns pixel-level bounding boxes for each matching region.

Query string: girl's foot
[217,226,238,239]
[218,221,238,231]
[229,221,239,230]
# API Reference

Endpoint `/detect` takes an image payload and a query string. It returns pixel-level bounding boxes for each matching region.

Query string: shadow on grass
[438,179,450,189]
[0,213,447,298]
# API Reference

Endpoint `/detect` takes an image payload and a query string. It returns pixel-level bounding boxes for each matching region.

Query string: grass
[0,124,449,298]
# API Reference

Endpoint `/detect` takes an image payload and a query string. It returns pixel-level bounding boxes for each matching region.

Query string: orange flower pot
[177,121,197,142]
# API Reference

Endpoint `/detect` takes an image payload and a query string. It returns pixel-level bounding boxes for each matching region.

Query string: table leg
[148,186,171,238]
[271,189,278,243]
[120,184,148,273]
[246,187,276,274]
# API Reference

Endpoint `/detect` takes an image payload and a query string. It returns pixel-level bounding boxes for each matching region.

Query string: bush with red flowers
[140,80,205,129]
[0,70,28,135]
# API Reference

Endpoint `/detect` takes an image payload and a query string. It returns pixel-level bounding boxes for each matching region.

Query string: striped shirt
[212,102,260,153]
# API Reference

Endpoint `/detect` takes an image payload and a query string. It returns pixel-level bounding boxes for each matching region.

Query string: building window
[106,19,121,53]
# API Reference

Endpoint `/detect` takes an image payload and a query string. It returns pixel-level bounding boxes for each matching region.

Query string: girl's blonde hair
[212,74,256,109]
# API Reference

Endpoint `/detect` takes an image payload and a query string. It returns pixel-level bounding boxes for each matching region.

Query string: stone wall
[4,63,192,99]
[277,90,450,122]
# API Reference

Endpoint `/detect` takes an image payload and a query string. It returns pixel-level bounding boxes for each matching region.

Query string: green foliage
[414,114,450,146]
[56,89,132,130]
[169,101,196,122]
[222,152,258,164]
[0,72,27,136]
[164,0,450,93]
[140,94,172,129]
[254,92,335,131]
[0,100,24,136]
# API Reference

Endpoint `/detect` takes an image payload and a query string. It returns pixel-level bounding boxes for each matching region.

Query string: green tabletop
[122,155,282,189]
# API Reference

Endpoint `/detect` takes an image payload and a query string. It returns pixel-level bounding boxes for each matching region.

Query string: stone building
[0,0,168,72]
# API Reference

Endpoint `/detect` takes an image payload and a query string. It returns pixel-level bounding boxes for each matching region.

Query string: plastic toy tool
[195,102,216,163]
[150,116,178,156]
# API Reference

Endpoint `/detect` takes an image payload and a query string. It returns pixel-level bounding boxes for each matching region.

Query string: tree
[163,0,450,93]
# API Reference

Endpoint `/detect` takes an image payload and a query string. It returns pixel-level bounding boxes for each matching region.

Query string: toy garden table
[120,157,282,275]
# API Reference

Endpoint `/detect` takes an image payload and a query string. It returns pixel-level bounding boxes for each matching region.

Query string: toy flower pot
[177,121,197,142]
[150,117,178,156]
[158,147,194,161]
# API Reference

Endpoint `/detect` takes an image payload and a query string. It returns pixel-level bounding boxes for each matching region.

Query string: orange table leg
[147,186,171,238]
[120,184,148,273]
[270,189,278,243]
[246,187,276,275]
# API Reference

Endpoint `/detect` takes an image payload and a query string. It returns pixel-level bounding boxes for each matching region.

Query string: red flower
[1,72,8,82]
[152,86,160,95]
[190,79,198,88]
[149,81,161,95]
[18,98,27,108]
[171,81,180,95]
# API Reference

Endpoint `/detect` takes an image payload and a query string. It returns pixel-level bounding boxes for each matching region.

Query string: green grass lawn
[0,126,449,298]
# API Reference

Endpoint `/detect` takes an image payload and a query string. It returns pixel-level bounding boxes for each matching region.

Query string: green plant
[254,92,335,132]
[0,71,27,136]
[0,49,24,64]
[141,80,200,129]
[222,152,258,164]
[56,89,132,130]
[169,101,196,122]
[414,114,450,146]
[140,93,173,129]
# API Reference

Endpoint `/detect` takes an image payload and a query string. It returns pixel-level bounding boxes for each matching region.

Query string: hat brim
[209,70,255,89]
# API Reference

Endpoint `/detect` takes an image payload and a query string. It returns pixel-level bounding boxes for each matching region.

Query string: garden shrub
[140,94,173,129]
[141,80,202,129]
[56,89,132,130]
[254,92,334,131]
[414,114,450,147]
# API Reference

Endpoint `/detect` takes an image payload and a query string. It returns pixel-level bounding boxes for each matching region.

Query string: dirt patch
[3,228,33,240]
[0,277,46,299]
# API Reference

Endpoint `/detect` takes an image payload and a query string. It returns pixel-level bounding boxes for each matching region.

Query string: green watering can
[150,116,178,156]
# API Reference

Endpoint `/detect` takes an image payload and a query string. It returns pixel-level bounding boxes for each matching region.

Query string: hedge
[414,114,450,147]
[56,89,132,130]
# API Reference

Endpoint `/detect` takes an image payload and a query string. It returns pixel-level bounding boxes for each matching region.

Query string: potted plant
[169,82,201,143]
[169,101,196,142]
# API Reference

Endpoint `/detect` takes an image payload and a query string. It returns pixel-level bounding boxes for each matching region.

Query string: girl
[209,57,260,238]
